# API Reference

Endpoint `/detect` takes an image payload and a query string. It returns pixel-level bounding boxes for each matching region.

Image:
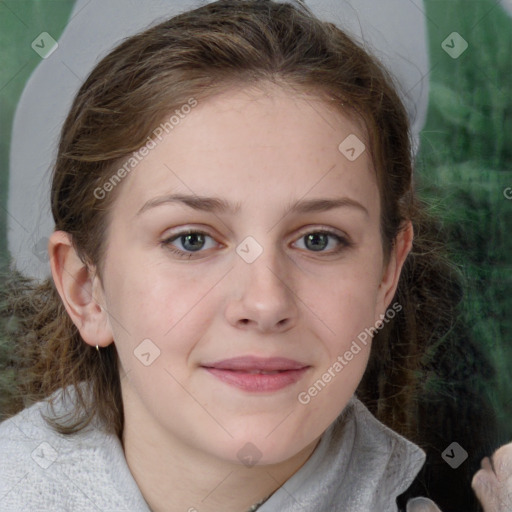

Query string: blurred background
[0,1,510,511]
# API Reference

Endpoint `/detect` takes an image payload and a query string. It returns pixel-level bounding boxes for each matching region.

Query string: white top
[0,385,441,511]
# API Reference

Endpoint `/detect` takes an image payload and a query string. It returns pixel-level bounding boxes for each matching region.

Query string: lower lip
[202,367,309,392]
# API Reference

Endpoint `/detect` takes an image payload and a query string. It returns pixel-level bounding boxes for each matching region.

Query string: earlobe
[48,230,113,348]
[376,221,414,314]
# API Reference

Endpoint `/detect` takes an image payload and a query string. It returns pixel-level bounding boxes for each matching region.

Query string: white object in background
[499,0,512,17]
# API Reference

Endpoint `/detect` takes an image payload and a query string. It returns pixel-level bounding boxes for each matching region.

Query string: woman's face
[94,84,407,465]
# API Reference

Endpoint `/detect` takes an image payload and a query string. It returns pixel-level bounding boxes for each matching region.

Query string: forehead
[113,84,378,217]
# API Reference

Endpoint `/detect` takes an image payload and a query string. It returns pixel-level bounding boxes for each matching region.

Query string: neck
[121,403,320,512]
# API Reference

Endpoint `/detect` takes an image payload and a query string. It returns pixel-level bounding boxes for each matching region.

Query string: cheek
[306,256,383,347]
[297,276,378,423]
[306,251,384,413]
[313,287,378,376]
[104,255,216,364]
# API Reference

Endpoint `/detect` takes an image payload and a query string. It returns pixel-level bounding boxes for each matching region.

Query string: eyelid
[161,227,220,248]
[292,224,349,240]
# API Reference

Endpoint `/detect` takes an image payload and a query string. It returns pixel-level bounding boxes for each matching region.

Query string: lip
[202,356,308,371]
[201,356,310,392]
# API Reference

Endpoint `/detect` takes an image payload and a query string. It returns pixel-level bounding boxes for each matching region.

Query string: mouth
[201,356,310,392]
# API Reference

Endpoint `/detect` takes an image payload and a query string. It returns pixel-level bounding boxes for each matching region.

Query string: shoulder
[0,386,149,511]
[0,396,63,472]
[0,396,73,509]
[334,397,428,484]
[341,397,443,512]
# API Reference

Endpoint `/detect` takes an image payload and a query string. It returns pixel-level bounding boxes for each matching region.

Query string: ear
[48,230,113,348]
[375,220,413,318]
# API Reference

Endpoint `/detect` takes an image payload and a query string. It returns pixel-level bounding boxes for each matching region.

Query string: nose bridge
[228,232,298,330]
[235,233,288,293]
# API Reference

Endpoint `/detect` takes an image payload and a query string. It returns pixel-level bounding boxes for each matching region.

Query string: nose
[225,241,299,333]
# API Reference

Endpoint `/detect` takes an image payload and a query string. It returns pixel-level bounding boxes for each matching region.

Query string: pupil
[183,233,204,251]
[306,233,327,251]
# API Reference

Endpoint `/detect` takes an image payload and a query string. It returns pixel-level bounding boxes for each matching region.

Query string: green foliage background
[416,0,512,443]
[0,0,510,442]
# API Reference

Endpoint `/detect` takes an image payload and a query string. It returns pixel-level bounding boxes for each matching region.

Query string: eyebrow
[136,193,368,217]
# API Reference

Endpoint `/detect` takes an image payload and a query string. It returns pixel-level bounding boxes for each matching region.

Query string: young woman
[0,1,509,511]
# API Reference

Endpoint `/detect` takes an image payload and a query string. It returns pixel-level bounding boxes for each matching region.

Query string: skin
[472,444,512,512]
[50,83,414,512]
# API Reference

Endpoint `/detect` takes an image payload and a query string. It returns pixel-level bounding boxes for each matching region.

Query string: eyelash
[161,227,352,259]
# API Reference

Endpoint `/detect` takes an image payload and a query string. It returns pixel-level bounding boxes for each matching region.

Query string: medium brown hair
[2,0,461,446]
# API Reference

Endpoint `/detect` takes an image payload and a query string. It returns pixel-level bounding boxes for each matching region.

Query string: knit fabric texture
[0,385,437,511]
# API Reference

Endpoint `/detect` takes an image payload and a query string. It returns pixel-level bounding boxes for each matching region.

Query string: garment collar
[258,395,426,512]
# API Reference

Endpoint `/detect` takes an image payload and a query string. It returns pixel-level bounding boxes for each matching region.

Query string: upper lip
[201,356,309,371]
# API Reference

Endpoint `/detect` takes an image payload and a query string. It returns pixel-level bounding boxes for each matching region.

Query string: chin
[220,434,309,468]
